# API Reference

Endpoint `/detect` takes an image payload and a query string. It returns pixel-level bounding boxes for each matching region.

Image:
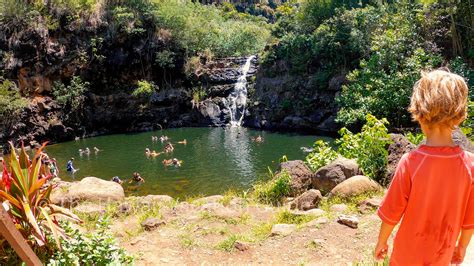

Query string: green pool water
[44,127,329,198]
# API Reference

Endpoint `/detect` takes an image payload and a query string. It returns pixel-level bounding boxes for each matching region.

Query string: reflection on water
[44,127,329,198]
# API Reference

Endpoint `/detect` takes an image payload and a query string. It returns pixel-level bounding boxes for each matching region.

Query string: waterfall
[226,55,255,127]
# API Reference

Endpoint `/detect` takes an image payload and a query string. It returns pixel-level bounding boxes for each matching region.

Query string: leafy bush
[0,78,28,133]
[0,143,81,250]
[48,218,133,265]
[337,36,443,126]
[405,132,424,145]
[305,114,391,183]
[305,140,338,171]
[337,114,391,182]
[52,76,89,112]
[253,170,291,205]
[132,80,157,97]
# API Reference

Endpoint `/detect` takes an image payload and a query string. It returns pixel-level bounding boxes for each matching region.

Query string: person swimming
[130,172,145,183]
[164,143,174,153]
[252,135,264,143]
[172,158,182,167]
[111,176,123,185]
[94,147,101,153]
[160,135,169,143]
[163,158,182,167]
[177,139,187,145]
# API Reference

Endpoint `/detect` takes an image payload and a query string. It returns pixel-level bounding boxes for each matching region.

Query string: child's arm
[374,222,396,260]
[452,229,474,263]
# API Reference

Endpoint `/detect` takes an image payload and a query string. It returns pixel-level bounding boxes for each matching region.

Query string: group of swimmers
[111,172,144,185]
[145,136,187,168]
[78,147,100,156]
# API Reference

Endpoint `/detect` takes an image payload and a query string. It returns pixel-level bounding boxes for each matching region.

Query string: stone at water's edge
[312,157,361,195]
[329,175,382,199]
[277,160,313,197]
[290,189,322,211]
[50,177,125,206]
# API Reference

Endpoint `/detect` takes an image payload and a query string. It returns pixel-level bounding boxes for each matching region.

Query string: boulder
[337,215,359,229]
[312,158,361,194]
[329,175,382,199]
[277,160,314,196]
[141,218,166,231]
[270,224,297,237]
[73,203,105,215]
[384,134,416,185]
[234,241,250,251]
[51,177,125,206]
[453,128,474,153]
[358,198,383,214]
[290,189,322,211]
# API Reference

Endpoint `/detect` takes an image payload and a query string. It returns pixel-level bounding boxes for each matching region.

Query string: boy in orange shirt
[374,69,474,264]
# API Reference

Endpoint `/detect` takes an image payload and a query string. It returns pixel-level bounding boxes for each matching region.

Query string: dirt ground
[75,195,474,265]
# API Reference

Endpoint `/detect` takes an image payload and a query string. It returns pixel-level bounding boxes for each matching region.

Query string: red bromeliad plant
[0,142,81,249]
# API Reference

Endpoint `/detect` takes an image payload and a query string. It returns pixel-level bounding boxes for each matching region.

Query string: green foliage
[305,140,338,171]
[0,78,28,132]
[48,218,133,265]
[155,50,176,68]
[52,76,89,112]
[192,87,207,106]
[153,0,270,57]
[132,80,157,97]
[405,132,424,145]
[253,170,291,205]
[337,114,391,181]
[463,101,474,139]
[0,143,82,250]
[336,6,444,126]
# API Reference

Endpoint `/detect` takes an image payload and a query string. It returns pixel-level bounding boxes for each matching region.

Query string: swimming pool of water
[44,127,329,198]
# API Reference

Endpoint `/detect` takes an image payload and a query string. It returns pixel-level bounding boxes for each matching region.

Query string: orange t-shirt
[378,145,474,265]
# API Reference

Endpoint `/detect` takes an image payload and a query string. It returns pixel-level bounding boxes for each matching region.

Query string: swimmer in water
[129,172,145,183]
[145,148,151,157]
[177,139,187,145]
[111,176,123,185]
[164,143,174,153]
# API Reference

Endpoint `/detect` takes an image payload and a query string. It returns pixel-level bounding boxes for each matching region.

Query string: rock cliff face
[245,59,341,135]
[1,18,340,148]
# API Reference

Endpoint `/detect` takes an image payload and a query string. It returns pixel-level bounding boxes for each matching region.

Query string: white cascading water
[226,55,255,127]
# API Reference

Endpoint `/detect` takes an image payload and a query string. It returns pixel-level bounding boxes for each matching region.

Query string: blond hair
[409,69,468,128]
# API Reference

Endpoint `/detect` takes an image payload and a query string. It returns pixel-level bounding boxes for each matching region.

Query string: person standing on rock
[374,70,474,264]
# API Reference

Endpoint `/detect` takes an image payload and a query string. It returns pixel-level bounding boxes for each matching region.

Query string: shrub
[305,140,338,172]
[132,80,157,97]
[52,76,89,112]
[0,78,28,133]
[48,218,133,265]
[404,132,424,145]
[337,114,391,182]
[253,170,291,205]
[0,143,81,251]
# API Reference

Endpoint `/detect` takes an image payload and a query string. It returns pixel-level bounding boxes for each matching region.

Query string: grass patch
[250,221,273,242]
[275,209,316,228]
[319,191,384,215]
[252,170,291,205]
[179,233,196,249]
[216,234,248,252]
[200,211,249,225]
